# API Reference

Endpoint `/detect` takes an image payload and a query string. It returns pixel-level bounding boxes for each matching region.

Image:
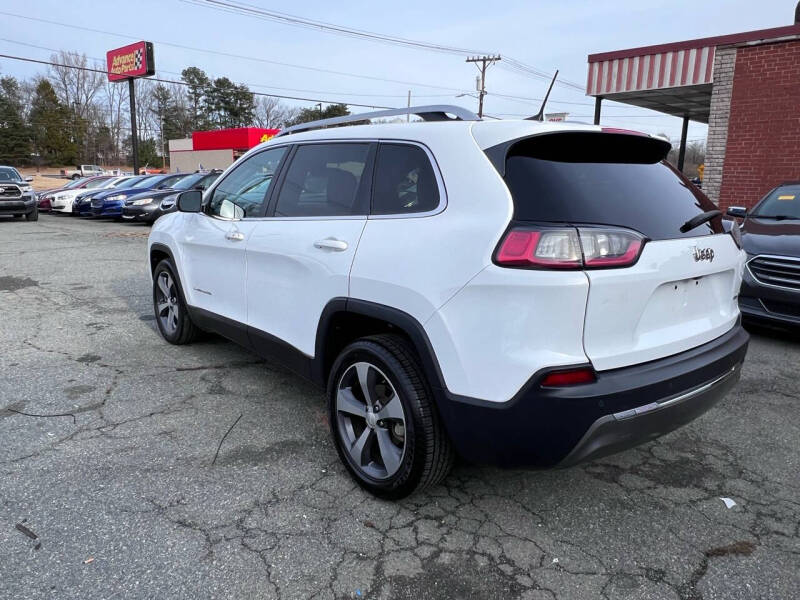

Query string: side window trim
[203,144,291,220]
[369,141,447,219]
[263,141,377,220]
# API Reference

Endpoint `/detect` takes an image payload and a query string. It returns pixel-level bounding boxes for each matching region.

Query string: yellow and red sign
[106,42,155,82]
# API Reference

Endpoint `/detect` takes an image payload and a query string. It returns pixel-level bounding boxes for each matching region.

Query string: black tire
[152,259,200,345]
[327,334,454,499]
[71,174,80,180]
[25,207,38,221]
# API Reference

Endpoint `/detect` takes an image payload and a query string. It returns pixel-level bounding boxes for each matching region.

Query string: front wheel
[25,207,38,221]
[152,259,199,344]
[327,335,454,499]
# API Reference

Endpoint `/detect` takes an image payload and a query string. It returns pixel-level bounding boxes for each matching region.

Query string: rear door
[245,142,373,357]
[501,131,744,371]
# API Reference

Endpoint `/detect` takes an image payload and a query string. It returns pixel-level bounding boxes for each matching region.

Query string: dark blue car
[89,174,187,218]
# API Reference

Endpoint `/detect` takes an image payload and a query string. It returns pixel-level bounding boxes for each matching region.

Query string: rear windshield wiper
[680,209,722,233]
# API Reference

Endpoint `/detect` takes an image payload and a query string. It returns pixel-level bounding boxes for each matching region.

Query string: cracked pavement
[1,214,798,599]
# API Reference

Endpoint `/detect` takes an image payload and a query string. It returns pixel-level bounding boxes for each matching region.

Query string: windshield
[154,174,188,189]
[84,177,111,189]
[112,177,142,189]
[130,176,158,189]
[172,173,206,190]
[62,179,84,189]
[0,167,23,182]
[750,185,800,219]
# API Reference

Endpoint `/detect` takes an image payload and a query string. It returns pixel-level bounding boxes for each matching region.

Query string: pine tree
[29,79,76,166]
[0,76,31,166]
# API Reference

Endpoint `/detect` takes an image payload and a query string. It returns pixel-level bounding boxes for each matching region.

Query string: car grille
[761,299,800,318]
[748,256,800,291]
[0,184,22,199]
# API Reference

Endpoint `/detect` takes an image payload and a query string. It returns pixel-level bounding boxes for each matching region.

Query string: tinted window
[274,143,370,217]
[500,133,723,240]
[372,144,440,215]
[156,174,188,189]
[750,184,800,219]
[208,147,286,219]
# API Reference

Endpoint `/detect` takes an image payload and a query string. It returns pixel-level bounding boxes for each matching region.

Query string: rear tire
[25,207,38,221]
[152,259,200,345]
[327,334,454,499]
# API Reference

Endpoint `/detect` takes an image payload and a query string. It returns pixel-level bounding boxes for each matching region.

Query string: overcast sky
[1,0,797,145]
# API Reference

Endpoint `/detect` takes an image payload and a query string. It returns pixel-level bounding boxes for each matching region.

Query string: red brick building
[586,7,800,211]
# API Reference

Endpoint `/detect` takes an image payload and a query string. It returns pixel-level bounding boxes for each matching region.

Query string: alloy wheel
[155,271,179,336]
[336,361,407,480]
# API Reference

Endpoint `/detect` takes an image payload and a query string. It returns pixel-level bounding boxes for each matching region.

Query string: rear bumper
[435,323,749,468]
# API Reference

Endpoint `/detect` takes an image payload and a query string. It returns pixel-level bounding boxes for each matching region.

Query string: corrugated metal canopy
[586,23,800,123]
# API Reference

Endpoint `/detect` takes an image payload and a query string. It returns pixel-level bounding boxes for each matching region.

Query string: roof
[586,23,800,123]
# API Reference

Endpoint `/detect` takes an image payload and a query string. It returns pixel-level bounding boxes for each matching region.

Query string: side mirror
[176,190,203,213]
[24,176,34,182]
[726,206,747,218]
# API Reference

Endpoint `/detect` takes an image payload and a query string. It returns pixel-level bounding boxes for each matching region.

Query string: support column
[129,78,139,175]
[677,115,689,173]
[593,97,602,125]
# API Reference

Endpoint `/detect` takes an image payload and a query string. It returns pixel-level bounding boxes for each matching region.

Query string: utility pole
[407,90,411,122]
[465,55,501,118]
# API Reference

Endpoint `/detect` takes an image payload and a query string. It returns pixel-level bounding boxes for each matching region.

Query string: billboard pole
[129,78,139,175]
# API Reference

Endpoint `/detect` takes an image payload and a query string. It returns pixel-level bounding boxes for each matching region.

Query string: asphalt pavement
[1,214,798,600]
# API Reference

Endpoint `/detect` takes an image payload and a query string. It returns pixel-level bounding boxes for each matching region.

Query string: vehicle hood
[124,188,177,203]
[93,187,152,201]
[741,217,800,258]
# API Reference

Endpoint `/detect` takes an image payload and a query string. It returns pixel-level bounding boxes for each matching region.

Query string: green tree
[181,67,210,131]
[29,79,76,166]
[286,103,350,127]
[0,76,31,165]
[204,77,255,128]
[136,137,160,168]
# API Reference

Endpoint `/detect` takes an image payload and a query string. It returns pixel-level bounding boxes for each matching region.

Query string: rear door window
[371,143,440,215]
[273,143,372,217]
[499,132,723,240]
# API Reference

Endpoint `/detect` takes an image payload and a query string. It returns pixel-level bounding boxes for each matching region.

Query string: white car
[147,106,749,498]
[50,176,121,213]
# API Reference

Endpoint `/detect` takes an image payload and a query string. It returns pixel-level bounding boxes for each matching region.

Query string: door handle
[226,231,245,242]
[314,238,348,251]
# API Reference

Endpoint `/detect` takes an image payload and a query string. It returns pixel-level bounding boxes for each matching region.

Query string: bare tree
[48,51,104,118]
[253,96,299,129]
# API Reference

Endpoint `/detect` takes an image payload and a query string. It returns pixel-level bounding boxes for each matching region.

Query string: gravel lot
[1,214,798,600]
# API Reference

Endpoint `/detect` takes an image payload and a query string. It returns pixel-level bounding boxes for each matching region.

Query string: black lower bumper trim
[435,324,749,468]
[557,363,741,467]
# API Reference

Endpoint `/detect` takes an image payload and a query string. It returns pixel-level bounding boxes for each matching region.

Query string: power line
[0,10,472,94]
[183,0,586,92]
[0,53,394,109]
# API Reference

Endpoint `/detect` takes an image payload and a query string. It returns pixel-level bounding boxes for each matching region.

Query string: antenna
[527,70,559,121]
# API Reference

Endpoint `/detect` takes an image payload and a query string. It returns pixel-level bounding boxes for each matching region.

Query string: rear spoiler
[483,130,672,177]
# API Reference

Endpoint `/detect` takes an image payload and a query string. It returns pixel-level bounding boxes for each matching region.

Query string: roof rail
[275,104,479,137]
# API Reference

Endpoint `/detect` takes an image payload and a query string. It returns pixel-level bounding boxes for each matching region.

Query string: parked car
[0,166,37,220]
[122,171,222,223]
[72,176,136,216]
[148,107,749,498]
[39,177,101,211]
[727,182,800,327]
[89,174,186,218]
[61,164,105,179]
[50,176,115,213]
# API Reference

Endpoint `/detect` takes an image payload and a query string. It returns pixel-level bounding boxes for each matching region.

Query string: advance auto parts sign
[106,42,155,82]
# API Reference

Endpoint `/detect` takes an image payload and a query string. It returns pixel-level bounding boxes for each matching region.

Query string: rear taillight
[540,368,596,387]
[495,226,645,269]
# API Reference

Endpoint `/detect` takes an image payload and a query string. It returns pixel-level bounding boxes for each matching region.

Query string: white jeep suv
[147,106,749,498]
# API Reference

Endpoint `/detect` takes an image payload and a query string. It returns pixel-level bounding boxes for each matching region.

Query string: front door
[179,146,288,332]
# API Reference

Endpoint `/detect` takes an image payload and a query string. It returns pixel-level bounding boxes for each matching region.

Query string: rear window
[751,185,800,219]
[499,132,723,240]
